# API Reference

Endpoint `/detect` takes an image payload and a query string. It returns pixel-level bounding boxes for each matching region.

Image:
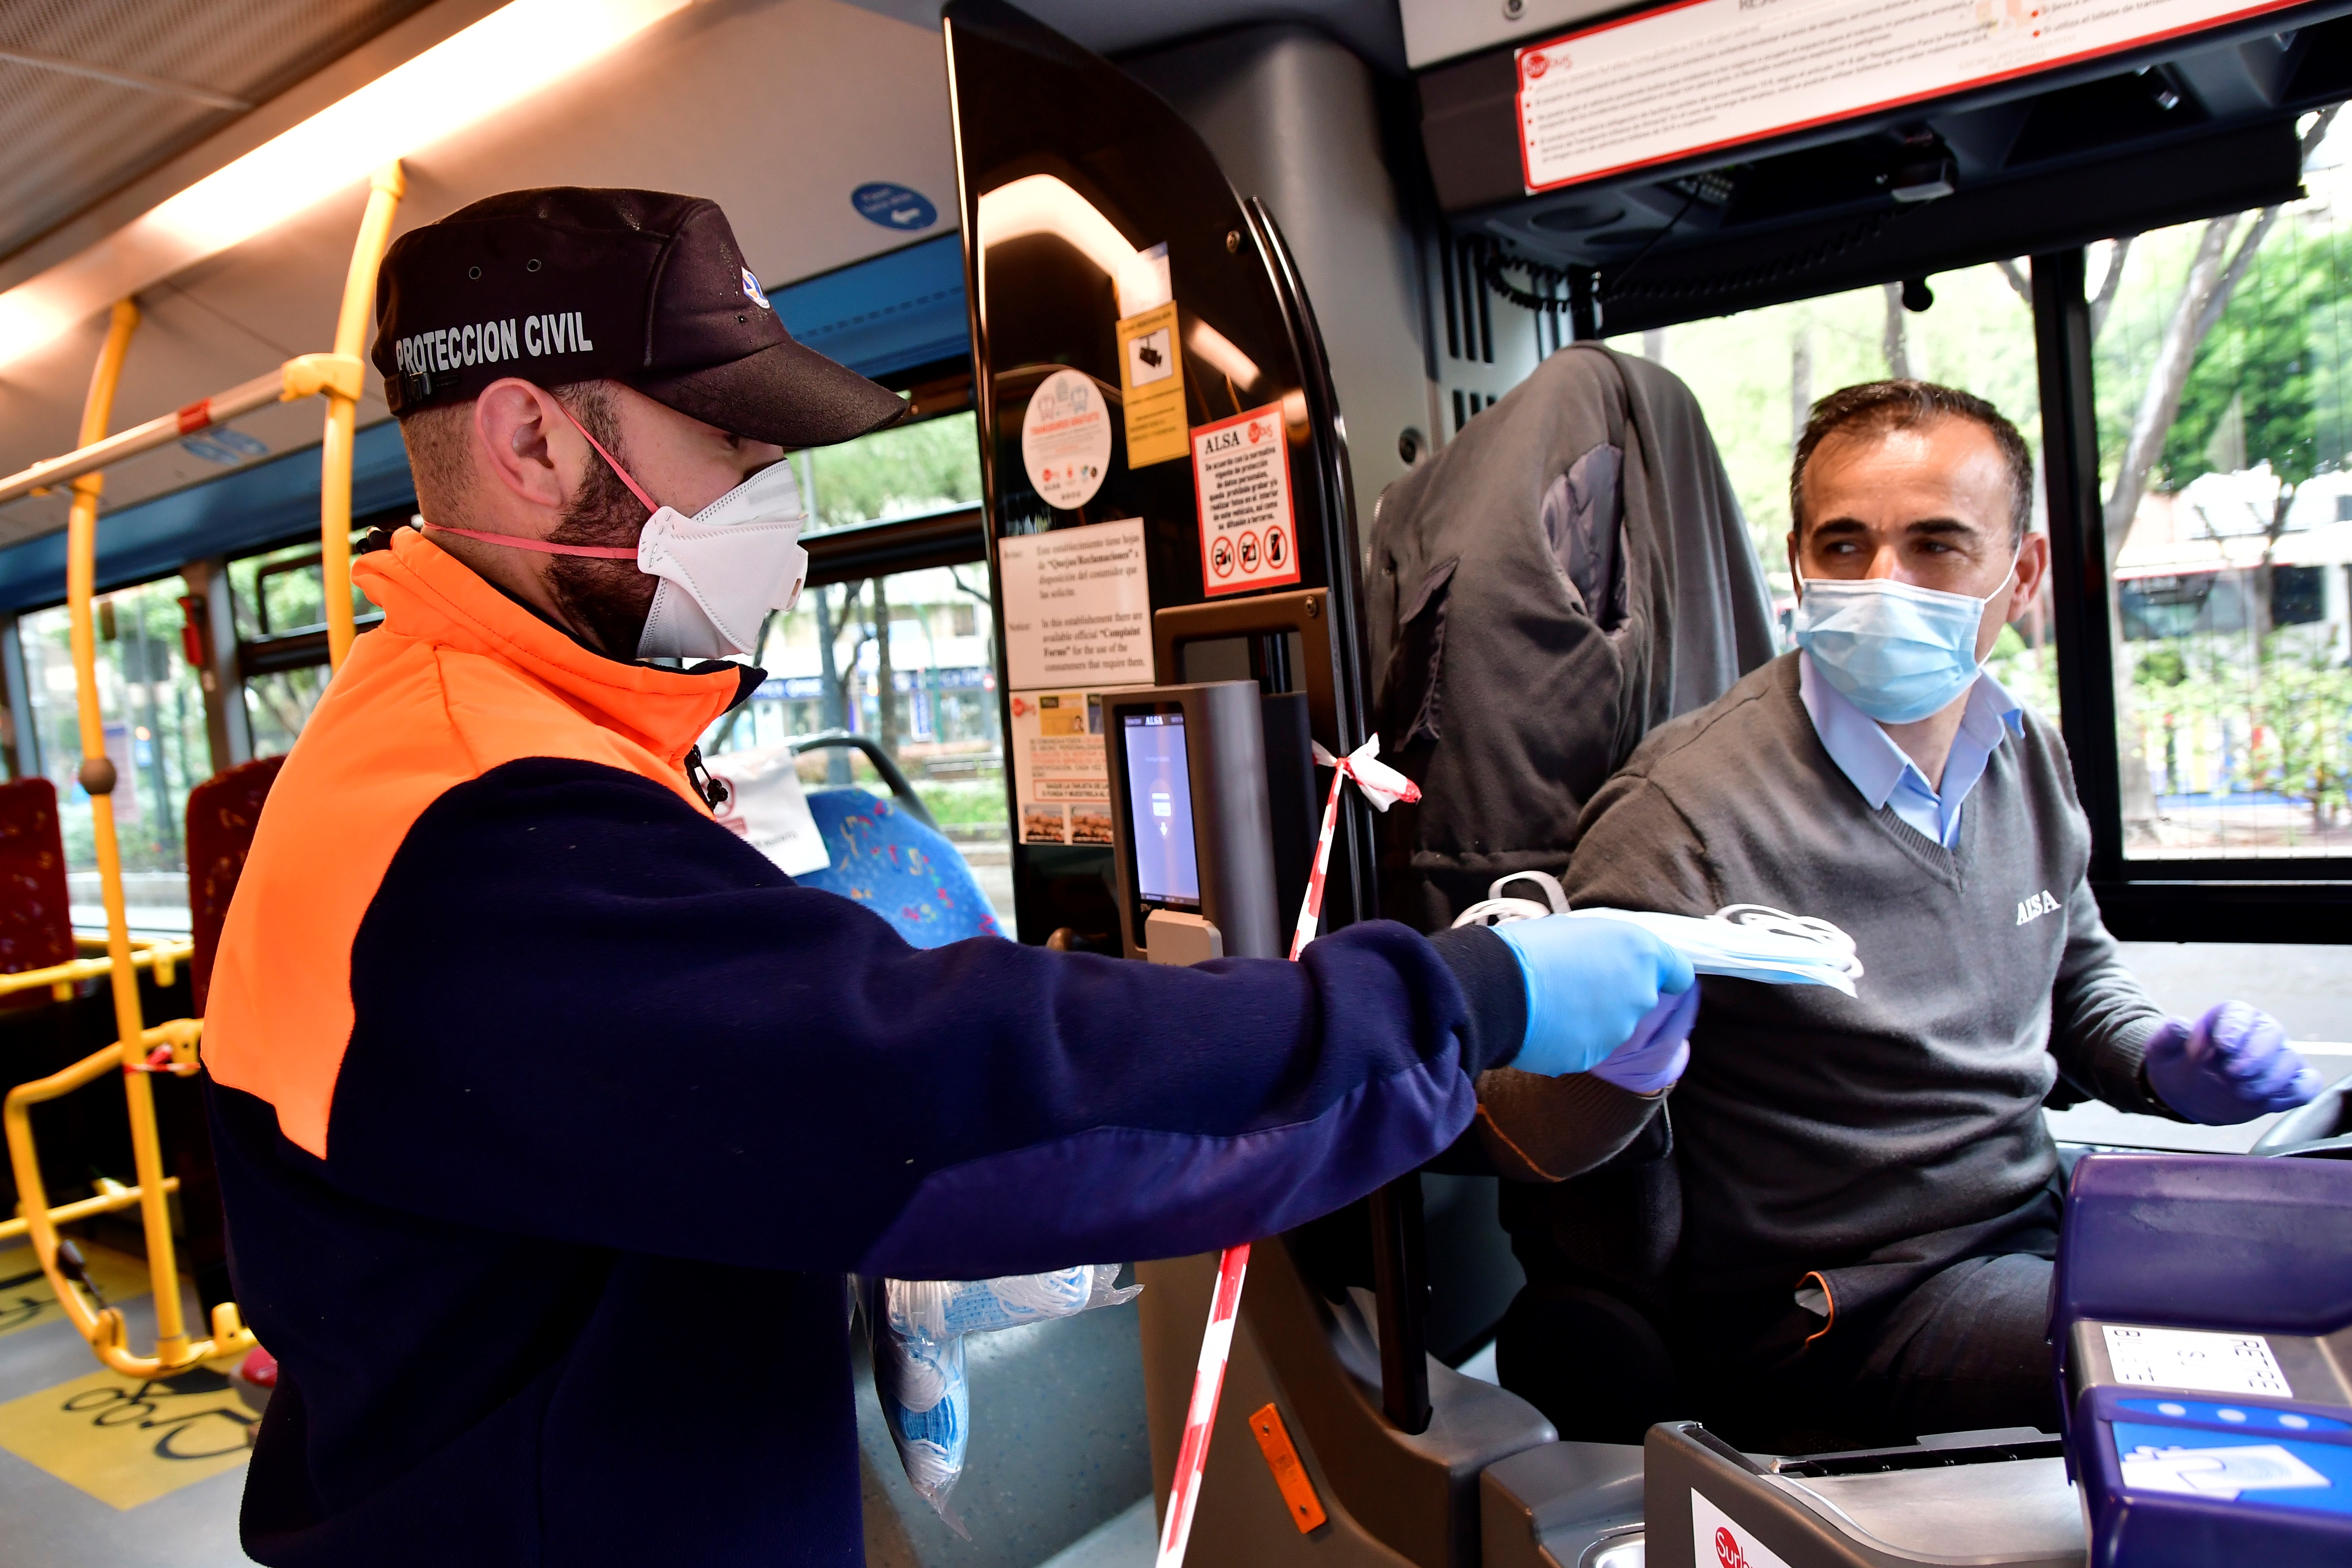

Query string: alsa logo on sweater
[2016,890,2060,926]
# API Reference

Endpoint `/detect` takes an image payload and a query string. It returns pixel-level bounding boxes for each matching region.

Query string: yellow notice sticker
[1116,301,1187,467]
[0,1359,255,1509]
[0,1243,150,1341]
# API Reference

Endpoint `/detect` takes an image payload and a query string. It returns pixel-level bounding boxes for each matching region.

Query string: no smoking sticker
[1190,403,1301,598]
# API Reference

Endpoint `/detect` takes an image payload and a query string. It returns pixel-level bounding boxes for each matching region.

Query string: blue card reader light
[2116,1398,2352,1434]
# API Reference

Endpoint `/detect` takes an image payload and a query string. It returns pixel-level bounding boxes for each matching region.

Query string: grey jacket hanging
[1366,343,1777,932]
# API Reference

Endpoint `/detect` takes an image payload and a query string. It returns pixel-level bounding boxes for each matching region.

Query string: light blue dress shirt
[1798,651,2025,849]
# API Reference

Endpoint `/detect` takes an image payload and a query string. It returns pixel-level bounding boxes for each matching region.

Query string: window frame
[2033,248,2352,941]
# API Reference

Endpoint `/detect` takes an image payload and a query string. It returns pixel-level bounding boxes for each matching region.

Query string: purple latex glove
[2143,1001,2320,1125]
[1588,984,1700,1096]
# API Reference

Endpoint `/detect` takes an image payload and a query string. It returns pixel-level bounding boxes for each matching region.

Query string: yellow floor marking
[0,1242,150,1341]
[0,1358,253,1509]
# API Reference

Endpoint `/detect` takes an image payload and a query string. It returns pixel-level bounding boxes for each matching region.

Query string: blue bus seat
[796,788,1003,948]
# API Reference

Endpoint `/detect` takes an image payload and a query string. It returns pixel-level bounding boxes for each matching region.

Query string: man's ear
[2010,530,2051,619]
[1785,526,1801,594]
[473,380,571,513]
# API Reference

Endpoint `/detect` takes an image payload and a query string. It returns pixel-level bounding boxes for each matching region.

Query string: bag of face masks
[862,1265,1141,1527]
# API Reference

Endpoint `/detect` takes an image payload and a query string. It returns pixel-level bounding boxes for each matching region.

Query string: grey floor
[0,1287,252,1568]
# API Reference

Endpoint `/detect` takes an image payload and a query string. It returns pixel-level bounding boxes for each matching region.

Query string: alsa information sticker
[1022,368,1112,510]
[1514,0,2304,194]
[1008,690,1129,847]
[1116,301,1187,467]
[998,517,1154,691]
[1191,403,1300,598]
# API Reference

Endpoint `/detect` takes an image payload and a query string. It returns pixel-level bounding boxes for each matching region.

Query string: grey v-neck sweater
[1565,653,2169,1299]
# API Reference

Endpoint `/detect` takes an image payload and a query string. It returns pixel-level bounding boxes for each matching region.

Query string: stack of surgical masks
[863,1264,1141,1527]
[1451,871,1863,995]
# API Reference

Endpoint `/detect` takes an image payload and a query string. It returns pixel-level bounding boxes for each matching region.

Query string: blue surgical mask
[1791,573,2006,724]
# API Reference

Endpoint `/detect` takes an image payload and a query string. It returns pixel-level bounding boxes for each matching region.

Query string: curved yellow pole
[322,162,406,670]
[30,302,253,1377]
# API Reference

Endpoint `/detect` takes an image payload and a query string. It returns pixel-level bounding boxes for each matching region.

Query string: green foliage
[1611,263,2042,578]
[1984,622,2061,722]
[2161,229,2323,490]
[2132,627,2352,814]
[802,412,983,533]
[2137,645,2189,687]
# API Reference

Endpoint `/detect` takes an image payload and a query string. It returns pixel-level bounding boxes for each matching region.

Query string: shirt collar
[1798,651,2021,810]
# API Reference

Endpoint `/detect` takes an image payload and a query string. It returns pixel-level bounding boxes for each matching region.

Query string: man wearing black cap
[200,188,1694,1565]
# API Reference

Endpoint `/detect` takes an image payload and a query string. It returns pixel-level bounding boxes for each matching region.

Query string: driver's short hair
[398,380,619,531]
[1791,380,2034,544]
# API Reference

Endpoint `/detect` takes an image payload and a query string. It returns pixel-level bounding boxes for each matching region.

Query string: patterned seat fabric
[185,754,287,1014]
[793,789,1002,949]
[0,778,74,1005]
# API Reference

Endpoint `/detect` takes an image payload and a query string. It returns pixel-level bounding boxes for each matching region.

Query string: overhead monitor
[1514,0,2305,193]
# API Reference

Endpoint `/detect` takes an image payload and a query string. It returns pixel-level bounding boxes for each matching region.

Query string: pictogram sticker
[0,1358,254,1509]
[1190,403,1301,598]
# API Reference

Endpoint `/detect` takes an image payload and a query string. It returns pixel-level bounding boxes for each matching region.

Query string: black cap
[372,188,907,447]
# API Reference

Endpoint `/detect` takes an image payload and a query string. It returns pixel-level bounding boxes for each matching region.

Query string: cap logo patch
[741,267,771,311]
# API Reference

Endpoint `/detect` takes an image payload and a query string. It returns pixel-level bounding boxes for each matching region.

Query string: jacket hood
[352,528,745,766]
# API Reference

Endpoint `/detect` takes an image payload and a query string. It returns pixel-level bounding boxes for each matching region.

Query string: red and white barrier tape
[1288,736,1421,961]
[1154,1241,1250,1568]
[1158,736,1420,1565]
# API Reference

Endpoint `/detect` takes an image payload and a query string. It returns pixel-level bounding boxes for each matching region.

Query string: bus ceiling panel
[0,0,961,498]
[0,0,440,268]
[1421,0,2352,265]
[1588,116,2304,335]
[891,0,1412,72]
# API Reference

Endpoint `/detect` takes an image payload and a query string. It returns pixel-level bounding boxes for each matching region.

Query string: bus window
[1606,259,2055,716]
[697,408,1009,919]
[230,533,375,758]
[2095,113,2352,859]
[15,577,212,932]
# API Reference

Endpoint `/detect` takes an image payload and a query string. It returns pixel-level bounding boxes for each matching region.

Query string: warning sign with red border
[1191,403,1301,599]
[1515,0,2303,196]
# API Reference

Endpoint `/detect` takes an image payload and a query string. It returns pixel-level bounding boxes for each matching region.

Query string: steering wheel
[2250,1080,2352,1159]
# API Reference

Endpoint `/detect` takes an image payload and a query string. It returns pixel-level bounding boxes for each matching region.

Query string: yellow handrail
[0,937,191,1004]
[323,162,406,671]
[4,164,405,1376]
[3,1023,238,1375]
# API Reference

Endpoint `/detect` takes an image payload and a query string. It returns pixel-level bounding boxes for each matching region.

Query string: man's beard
[546,452,658,659]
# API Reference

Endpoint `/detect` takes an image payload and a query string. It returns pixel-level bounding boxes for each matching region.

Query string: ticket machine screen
[1122,710,1201,909]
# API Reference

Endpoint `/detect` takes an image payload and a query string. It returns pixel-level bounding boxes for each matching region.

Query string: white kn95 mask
[427,398,808,662]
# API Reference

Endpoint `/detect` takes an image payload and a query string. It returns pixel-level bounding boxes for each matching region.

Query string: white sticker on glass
[1692,1488,1793,1568]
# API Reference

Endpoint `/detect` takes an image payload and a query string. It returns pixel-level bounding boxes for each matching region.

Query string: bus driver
[198,188,1699,1566]
[1548,380,2319,1448]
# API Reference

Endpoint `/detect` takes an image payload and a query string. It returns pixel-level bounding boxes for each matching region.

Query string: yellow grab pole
[322,162,405,671]
[61,300,199,1368]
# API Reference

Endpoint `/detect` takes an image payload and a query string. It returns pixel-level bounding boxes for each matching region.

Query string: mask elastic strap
[547,397,662,517]
[424,523,637,560]
[419,394,664,561]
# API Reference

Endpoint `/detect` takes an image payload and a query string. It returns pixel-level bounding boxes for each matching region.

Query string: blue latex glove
[1590,984,1700,1095]
[2143,1001,2320,1125]
[1494,915,1695,1078]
